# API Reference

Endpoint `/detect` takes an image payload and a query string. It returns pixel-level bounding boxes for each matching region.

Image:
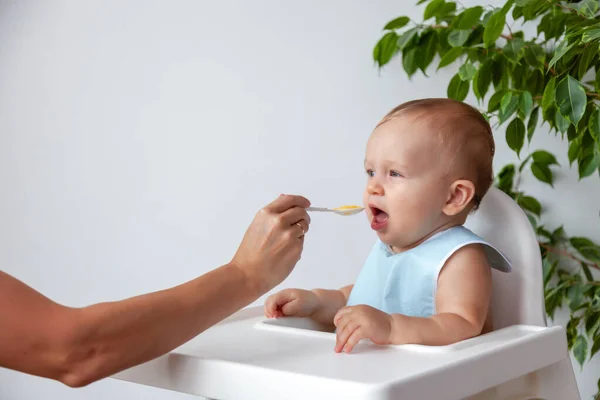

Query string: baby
[264,98,511,353]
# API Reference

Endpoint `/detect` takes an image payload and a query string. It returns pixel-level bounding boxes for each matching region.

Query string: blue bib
[346,226,511,317]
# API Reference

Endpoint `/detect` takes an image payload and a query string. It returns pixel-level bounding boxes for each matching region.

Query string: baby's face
[362,114,453,250]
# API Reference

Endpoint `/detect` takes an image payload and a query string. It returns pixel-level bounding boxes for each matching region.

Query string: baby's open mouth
[370,206,389,223]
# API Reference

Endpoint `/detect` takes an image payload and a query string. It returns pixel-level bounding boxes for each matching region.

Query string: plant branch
[539,242,600,271]
[546,0,581,16]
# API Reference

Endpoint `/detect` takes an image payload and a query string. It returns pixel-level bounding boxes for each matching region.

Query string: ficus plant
[373,0,600,396]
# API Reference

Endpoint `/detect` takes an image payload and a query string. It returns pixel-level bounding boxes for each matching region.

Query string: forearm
[4,263,261,387]
[64,263,261,386]
[390,312,483,346]
[310,285,352,326]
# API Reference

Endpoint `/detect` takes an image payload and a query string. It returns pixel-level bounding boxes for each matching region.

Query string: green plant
[373,0,600,396]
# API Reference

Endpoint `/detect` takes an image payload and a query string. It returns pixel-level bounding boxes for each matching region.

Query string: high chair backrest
[464,186,546,329]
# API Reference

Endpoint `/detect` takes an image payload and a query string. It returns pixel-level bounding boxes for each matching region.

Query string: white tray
[113,306,575,399]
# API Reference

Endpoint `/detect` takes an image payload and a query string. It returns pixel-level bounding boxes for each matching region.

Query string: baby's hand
[264,289,320,319]
[333,305,392,353]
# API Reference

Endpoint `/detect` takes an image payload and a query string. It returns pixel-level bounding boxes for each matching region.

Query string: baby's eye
[366,169,375,177]
[390,170,403,177]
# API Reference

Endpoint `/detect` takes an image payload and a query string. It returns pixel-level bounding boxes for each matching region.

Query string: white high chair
[114,187,580,399]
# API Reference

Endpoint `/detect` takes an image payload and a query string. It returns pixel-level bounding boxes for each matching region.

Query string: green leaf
[519,91,533,117]
[556,111,570,134]
[578,44,597,80]
[499,94,519,124]
[574,335,588,368]
[537,226,553,243]
[543,258,557,288]
[592,337,600,360]
[416,0,429,4]
[491,56,507,90]
[488,90,507,112]
[504,38,525,62]
[496,164,515,193]
[437,47,463,69]
[501,0,515,15]
[531,162,554,186]
[596,66,600,92]
[455,6,484,29]
[582,262,595,282]
[556,76,587,126]
[459,63,477,81]
[571,237,600,262]
[569,139,582,166]
[579,154,599,179]
[373,32,399,67]
[473,60,492,101]
[568,284,586,312]
[448,29,470,47]
[402,47,418,77]
[384,16,410,30]
[576,0,599,19]
[590,109,600,141]
[522,0,546,20]
[524,43,545,70]
[483,11,506,47]
[516,0,535,6]
[553,225,566,241]
[548,41,575,71]
[506,118,526,157]
[512,5,523,20]
[518,195,542,216]
[582,130,596,154]
[518,154,531,173]
[528,107,539,142]
[526,213,538,229]
[397,27,419,50]
[587,313,600,338]
[417,31,438,73]
[532,150,559,166]
[501,92,513,113]
[447,73,469,101]
[542,77,556,115]
[545,283,564,320]
[482,10,494,26]
[424,0,445,20]
[437,2,457,21]
[567,124,577,141]
[544,13,568,41]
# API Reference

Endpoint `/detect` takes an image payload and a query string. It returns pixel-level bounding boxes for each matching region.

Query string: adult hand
[231,194,311,292]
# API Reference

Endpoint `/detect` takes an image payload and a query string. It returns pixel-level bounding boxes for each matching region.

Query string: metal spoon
[307,206,364,216]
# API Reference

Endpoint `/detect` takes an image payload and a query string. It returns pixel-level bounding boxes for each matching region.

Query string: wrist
[227,262,269,299]
[389,313,409,345]
[307,289,321,315]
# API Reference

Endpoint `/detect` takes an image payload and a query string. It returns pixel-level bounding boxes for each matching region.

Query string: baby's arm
[390,243,491,346]
[334,244,491,352]
[264,285,353,328]
[311,285,353,326]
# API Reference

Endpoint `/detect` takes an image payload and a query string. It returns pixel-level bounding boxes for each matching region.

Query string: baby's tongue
[374,211,389,223]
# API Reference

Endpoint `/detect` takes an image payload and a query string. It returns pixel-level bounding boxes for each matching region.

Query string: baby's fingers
[335,320,359,353]
[264,295,278,318]
[342,329,364,353]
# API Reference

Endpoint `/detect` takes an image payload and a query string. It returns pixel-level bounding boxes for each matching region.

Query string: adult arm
[0,194,310,387]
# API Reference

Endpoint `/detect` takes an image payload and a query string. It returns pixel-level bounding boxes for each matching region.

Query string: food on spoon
[332,205,363,215]
[333,205,362,210]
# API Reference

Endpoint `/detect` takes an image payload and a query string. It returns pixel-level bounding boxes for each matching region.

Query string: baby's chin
[374,229,412,251]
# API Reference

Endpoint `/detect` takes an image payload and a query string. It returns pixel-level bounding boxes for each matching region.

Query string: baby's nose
[367,180,384,195]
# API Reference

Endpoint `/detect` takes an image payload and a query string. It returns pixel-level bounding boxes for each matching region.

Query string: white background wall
[0,1,598,399]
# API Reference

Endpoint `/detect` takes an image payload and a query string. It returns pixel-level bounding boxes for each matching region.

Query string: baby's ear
[443,179,476,216]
